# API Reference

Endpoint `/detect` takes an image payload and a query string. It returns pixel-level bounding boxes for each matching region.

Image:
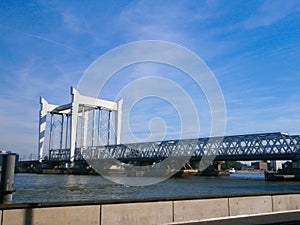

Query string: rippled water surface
[13,173,300,204]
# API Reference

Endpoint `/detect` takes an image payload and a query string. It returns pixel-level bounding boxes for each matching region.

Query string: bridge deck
[74,132,300,162]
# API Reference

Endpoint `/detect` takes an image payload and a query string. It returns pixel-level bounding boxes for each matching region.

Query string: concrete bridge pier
[214,161,225,171]
[292,156,300,169]
[291,157,300,179]
[200,161,228,176]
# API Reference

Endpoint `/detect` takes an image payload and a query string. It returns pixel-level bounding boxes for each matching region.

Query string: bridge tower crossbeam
[38,87,123,162]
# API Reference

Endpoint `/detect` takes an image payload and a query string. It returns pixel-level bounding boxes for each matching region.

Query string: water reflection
[13,173,300,204]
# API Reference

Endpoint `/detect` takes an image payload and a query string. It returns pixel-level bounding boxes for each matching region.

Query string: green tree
[221,161,242,170]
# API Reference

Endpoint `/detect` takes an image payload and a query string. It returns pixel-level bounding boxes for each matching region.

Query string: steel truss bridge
[75,132,300,163]
[41,89,300,165]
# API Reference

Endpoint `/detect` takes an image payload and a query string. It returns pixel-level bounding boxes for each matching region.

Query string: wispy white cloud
[0,25,76,52]
[1,0,300,157]
[243,0,300,29]
[226,89,300,135]
[0,95,38,155]
[62,12,85,33]
[117,1,187,42]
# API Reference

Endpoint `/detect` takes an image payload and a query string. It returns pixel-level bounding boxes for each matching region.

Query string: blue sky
[1,0,300,158]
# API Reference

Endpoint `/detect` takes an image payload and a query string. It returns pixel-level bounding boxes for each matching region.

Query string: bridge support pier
[200,161,228,176]
[213,161,225,172]
[292,156,300,169]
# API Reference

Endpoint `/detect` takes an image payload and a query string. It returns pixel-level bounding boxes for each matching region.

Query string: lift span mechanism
[38,87,123,162]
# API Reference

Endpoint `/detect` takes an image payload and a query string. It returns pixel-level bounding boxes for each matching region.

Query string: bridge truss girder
[82,132,300,162]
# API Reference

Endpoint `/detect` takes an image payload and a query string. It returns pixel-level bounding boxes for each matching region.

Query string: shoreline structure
[1,192,300,225]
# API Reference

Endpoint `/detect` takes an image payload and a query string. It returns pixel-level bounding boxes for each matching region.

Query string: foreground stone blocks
[101,201,172,225]
[2,193,300,225]
[174,198,228,222]
[229,195,272,216]
[2,205,100,225]
[273,194,300,211]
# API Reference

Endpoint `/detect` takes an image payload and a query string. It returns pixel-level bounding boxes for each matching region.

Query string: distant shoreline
[234,170,264,174]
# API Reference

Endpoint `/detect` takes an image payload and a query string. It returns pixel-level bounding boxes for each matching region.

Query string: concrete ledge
[174,198,228,222]
[101,201,172,225]
[229,195,272,216]
[2,205,100,225]
[166,210,300,225]
[1,192,300,225]
[3,191,300,209]
[273,194,300,211]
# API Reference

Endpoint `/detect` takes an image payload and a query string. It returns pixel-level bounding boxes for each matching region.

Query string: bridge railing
[48,148,83,161]
[209,133,300,156]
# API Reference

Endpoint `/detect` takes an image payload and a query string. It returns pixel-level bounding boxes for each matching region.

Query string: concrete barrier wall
[2,205,100,225]
[1,193,300,225]
[229,195,272,216]
[173,198,228,222]
[102,201,172,225]
[272,194,300,211]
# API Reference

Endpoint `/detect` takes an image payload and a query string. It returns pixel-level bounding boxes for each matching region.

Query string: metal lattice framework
[82,132,300,162]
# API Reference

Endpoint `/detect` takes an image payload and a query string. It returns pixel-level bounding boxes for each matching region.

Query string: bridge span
[81,132,300,163]
[39,88,300,175]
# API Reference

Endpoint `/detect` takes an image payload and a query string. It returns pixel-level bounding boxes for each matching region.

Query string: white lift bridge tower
[38,87,123,162]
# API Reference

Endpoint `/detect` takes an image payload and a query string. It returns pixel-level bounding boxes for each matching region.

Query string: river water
[13,173,300,204]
